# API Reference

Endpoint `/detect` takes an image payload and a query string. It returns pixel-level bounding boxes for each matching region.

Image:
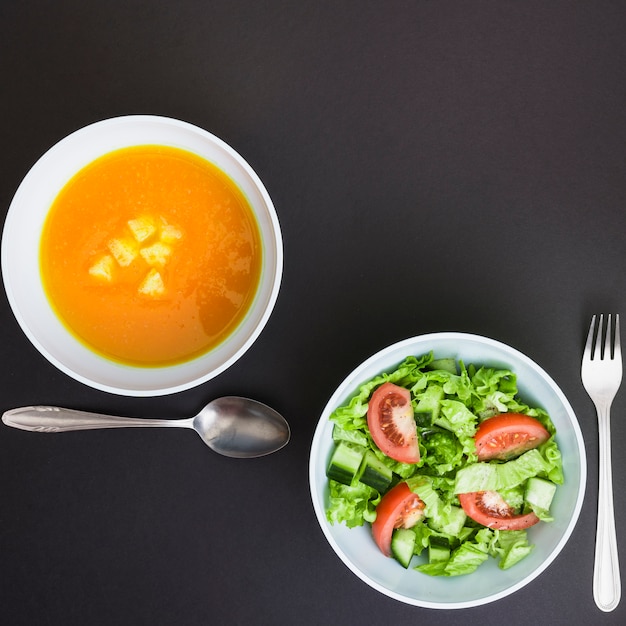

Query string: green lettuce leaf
[454,448,554,494]
[435,400,478,459]
[420,429,465,475]
[407,476,467,536]
[326,480,380,528]
[332,423,369,448]
[440,541,490,576]
[491,530,534,569]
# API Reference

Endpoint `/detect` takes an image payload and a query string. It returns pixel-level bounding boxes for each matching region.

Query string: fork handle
[594,405,621,612]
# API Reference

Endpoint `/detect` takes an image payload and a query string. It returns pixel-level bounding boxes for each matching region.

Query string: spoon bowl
[2,396,290,458]
[193,396,290,457]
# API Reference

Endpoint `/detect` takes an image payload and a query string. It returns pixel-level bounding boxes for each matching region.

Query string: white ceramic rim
[309,332,587,609]
[1,115,283,396]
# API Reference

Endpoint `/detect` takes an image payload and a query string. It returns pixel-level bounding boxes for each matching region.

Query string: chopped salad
[325,352,563,576]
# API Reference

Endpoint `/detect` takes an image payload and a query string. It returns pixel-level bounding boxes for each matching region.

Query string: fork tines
[586,314,621,361]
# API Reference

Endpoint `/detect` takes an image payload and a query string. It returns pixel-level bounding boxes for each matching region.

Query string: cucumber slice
[457,525,474,543]
[428,541,450,564]
[414,384,444,426]
[391,528,416,568]
[326,443,365,485]
[525,477,557,512]
[357,450,393,492]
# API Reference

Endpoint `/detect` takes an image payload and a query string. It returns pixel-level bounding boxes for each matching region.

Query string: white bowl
[1,116,283,396]
[309,332,586,609]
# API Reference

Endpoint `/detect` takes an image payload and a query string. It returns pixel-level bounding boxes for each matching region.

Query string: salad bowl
[309,332,586,609]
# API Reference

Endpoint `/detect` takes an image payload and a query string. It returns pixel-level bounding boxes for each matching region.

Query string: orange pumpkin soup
[40,145,262,366]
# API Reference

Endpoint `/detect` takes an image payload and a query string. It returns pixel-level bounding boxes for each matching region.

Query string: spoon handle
[2,406,187,432]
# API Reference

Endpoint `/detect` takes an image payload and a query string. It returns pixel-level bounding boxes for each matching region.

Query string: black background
[1,1,626,624]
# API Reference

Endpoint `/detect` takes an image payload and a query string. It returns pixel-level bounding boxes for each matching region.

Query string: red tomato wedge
[372,482,425,556]
[367,382,420,464]
[474,413,550,461]
[458,491,540,530]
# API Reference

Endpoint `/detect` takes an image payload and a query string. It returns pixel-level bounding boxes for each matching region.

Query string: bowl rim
[1,115,283,396]
[308,331,587,609]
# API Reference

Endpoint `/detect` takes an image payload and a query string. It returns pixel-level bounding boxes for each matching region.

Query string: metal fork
[582,314,622,612]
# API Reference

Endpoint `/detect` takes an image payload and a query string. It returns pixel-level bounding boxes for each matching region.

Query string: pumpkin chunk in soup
[40,145,262,366]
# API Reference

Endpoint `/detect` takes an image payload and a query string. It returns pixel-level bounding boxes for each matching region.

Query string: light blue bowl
[309,332,586,609]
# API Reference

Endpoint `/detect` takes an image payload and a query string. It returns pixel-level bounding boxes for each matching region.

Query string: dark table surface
[2,1,626,624]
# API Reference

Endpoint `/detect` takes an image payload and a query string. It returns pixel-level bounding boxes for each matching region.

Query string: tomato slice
[367,382,420,464]
[474,413,550,461]
[372,482,425,556]
[458,491,540,530]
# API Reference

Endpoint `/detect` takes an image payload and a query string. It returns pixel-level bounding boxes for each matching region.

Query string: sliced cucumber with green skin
[525,477,557,511]
[326,443,364,485]
[414,384,444,426]
[428,542,450,564]
[457,526,474,544]
[357,450,393,492]
[391,528,416,568]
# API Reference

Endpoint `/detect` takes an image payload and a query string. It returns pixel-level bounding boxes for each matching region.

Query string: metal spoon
[1,397,290,458]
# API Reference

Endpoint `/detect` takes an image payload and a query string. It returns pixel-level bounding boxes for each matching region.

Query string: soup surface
[40,145,262,366]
